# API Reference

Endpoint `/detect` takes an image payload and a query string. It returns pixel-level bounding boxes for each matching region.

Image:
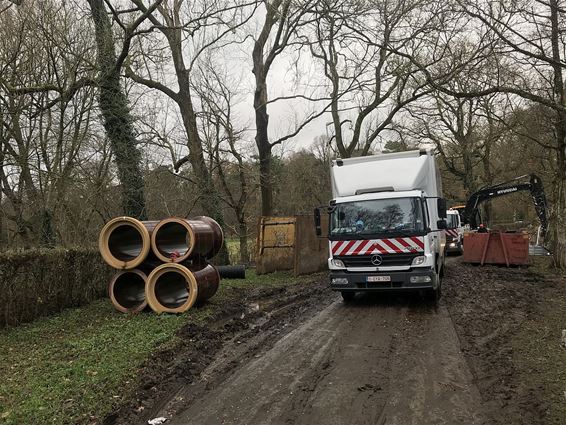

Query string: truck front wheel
[341,291,356,303]
[426,274,442,303]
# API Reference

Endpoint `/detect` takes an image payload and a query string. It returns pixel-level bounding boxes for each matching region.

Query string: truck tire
[427,274,442,303]
[341,291,356,303]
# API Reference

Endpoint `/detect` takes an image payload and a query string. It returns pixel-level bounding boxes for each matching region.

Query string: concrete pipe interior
[108,224,143,261]
[154,271,190,309]
[146,264,198,313]
[99,217,152,269]
[154,221,191,261]
[110,271,147,313]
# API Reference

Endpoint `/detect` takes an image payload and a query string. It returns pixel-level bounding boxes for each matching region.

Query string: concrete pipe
[193,216,224,258]
[99,217,159,269]
[145,263,220,313]
[108,269,149,313]
[151,217,224,263]
[217,265,246,279]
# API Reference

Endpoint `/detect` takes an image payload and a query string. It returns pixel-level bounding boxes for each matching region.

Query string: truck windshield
[330,197,425,237]
[447,213,460,229]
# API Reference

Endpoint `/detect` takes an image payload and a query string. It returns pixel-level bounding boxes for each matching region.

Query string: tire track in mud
[106,277,337,425]
[165,292,484,425]
[168,301,399,425]
[110,263,492,425]
[274,302,397,425]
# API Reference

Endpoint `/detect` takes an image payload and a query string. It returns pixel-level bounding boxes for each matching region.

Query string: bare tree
[251,0,323,216]
[0,0,98,246]
[117,0,258,263]
[86,0,160,219]
[195,64,253,263]
[306,0,449,158]
[443,0,566,264]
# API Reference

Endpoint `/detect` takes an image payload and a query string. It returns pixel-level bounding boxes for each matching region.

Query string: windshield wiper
[332,233,373,240]
[360,229,420,238]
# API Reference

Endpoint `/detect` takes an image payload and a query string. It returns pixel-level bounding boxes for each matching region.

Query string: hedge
[0,248,112,327]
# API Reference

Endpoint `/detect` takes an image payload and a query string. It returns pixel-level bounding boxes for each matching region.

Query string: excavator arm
[462,174,548,237]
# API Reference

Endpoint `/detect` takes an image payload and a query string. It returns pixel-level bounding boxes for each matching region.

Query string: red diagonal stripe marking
[373,240,390,254]
[396,238,412,251]
[410,236,425,250]
[353,239,370,255]
[382,238,402,253]
[331,240,345,255]
[338,240,356,256]
[365,241,381,255]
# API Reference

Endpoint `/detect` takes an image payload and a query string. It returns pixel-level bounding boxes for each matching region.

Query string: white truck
[445,209,464,254]
[314,149,447,302]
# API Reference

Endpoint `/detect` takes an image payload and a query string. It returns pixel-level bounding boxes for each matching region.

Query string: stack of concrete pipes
[99,216,224,314]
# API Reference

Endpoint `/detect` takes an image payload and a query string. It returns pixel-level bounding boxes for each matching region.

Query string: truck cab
[446,209,464,254]
[315,149,447,302]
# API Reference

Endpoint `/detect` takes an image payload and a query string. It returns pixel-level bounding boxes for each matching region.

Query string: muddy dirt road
[167,296,483,425]
[112,257,563,425]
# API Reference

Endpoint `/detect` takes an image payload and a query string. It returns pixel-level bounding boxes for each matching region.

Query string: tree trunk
[258,139,273,217]
[549,0,566,266]
[0,187,4,248]
[87,0,146,219]
[176,91,229,264]
[461,145,477,198]
[39,209,55,247]
[482,140,493,224]
[254,76,273,216]
[238,219,249,264]
[550,112,566,266]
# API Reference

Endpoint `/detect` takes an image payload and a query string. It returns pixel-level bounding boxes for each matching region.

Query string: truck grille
[336,253,420,267]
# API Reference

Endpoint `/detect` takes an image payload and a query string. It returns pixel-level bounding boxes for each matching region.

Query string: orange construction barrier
[463,231,530,266]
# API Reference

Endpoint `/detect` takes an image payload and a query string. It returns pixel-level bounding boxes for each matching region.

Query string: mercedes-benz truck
[315,149,447,302]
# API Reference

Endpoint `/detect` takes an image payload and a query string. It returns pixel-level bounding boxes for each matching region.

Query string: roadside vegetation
[0,270,300,425]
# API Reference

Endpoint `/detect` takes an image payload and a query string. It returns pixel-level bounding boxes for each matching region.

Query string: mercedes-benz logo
[371,254,383,266]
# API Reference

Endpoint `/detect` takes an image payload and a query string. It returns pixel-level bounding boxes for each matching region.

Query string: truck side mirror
[437,198,447,218]
[437,219,447,230]
[314,207,322,236]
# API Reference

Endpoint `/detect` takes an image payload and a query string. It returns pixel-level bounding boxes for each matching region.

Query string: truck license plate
[367,276,391,282]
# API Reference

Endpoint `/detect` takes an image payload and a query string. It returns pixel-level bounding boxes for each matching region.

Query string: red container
[463,231,529,266]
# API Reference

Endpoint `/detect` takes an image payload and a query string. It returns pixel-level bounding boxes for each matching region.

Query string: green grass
[0,269,295,425]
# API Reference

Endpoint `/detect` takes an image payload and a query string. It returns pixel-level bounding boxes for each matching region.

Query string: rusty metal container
[463,231,530,266]
[150,217,224,263]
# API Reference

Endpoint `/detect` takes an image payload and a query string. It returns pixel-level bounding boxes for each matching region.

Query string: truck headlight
[331,259,345,268]
[410,276,431,283]
[411,256,426,266]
